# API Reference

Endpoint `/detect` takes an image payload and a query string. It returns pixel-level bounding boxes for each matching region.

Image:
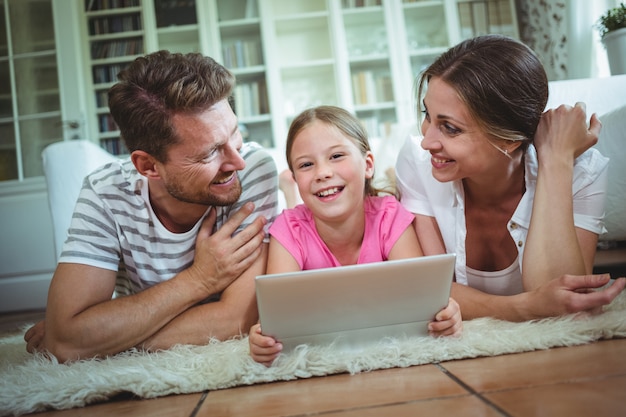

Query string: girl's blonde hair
[286,105,392,197]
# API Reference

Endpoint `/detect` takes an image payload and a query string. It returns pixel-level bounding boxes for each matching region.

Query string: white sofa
[547,75,626,273]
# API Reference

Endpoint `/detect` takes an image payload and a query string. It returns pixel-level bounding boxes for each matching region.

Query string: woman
[396,34,625,321]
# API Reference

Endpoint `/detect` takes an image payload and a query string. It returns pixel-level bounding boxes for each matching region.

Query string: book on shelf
[86,0,141,12]
[98,114,118,133]
[233,80,268,118]
[351,70,393,105]
[222,40,263,68]
[89,14,142,35]
[90,38,143,59]
[245,0,258,19]
[101,137,129,155]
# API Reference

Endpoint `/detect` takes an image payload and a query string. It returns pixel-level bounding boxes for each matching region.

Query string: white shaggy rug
[1,290,625,417]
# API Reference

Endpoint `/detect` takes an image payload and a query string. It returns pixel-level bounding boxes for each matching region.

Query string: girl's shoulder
[365,195,404,211]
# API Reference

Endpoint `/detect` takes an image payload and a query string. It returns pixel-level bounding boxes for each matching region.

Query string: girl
[250,105,462,366]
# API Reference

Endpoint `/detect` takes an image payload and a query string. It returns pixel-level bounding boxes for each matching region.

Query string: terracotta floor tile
[318,395,502,417]
[197,365,468,417]
[484,375,626,417]
[440,339,626,392]
[26,392,204,417]
[0,310,45,335]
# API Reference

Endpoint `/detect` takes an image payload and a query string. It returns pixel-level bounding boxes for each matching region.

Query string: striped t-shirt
[59,142,279,298]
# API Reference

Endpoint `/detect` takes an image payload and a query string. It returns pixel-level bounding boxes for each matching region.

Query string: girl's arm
[249,237,300,365]
[266,236,301,274]
[387,222,424,260]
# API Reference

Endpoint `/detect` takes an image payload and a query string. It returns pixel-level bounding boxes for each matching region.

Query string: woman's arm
[454,273,626,322]
[523,104,603,290]
[412,214,446,256]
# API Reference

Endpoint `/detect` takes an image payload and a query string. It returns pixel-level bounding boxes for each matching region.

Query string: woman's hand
[527,274,626,319]
[534,102,601,163]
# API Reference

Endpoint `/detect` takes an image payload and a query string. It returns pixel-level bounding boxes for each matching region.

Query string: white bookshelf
[78,0,519,155]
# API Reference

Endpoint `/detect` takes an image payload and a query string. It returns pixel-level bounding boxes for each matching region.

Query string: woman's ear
[365,150,375,179]
[505,140,524,155]
[131,150,161,179]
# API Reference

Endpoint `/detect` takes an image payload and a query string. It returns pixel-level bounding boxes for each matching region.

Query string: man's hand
[24,320,45,354]
[188,202,267,295]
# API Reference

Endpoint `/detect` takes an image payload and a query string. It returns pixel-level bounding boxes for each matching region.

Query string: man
[25,51,279,362]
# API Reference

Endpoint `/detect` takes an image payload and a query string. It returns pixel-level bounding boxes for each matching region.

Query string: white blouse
[395,134,609,289]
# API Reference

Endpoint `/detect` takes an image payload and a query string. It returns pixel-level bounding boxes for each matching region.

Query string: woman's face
[420,77,506,183]
[289,120,374,223]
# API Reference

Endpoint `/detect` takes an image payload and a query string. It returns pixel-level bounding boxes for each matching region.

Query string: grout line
[189,391,209,417]
[434,363,511,417]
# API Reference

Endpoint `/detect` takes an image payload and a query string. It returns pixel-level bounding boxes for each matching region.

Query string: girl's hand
[249,323,283,366]
[428,297,463,337]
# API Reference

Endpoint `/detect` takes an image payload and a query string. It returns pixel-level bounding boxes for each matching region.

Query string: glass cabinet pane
[14,55,60,115]
[9,0,55,54]
[155,0,197,27]
[1,0,63,182]
[0,1,6,56]
[20,116,62,178]
[0,122,17,181]
[0,61,12,118]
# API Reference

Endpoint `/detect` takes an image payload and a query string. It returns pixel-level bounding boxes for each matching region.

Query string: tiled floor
[2,307,625,417]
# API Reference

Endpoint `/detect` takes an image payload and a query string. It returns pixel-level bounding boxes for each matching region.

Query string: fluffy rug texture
[1,290,626,416]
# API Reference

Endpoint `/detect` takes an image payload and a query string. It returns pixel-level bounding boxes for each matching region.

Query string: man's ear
[131,150,161,179]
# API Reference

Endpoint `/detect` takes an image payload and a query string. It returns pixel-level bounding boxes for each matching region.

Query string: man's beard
[165,174,242,206]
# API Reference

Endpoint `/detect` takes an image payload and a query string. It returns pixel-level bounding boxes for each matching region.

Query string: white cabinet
[78,0,518,157]
[0,0,87,312]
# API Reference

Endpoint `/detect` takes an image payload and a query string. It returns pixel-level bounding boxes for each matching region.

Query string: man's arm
[29,203,266,362]
[137,242,267,350]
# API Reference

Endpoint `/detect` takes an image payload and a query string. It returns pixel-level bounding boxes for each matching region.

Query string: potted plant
[597,2,626,75]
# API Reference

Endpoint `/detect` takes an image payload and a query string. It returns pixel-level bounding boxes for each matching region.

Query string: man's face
[157,100,246,206]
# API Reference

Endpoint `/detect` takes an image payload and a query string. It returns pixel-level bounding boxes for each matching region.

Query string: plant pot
[602,27,626,75]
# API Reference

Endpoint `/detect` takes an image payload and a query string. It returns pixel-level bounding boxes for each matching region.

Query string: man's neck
[149,182,208,233]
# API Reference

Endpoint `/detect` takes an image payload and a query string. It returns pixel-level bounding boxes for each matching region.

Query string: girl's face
[290,120,374,223]
[420,77,507,183]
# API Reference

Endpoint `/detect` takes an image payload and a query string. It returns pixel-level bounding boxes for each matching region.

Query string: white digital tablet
[255,253,456,351]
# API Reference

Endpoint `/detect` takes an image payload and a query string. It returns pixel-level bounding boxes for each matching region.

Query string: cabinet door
[0,0,86,312]
[83,0,145,155]
[0,0,84,181]
[261,0,340,151]
[152,0,202,53]
[456,0,518,40]
[340,0,398,140]
[216,0,274,149]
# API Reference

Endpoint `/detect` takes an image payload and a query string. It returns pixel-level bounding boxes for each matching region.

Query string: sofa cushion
[595,104,626,241]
